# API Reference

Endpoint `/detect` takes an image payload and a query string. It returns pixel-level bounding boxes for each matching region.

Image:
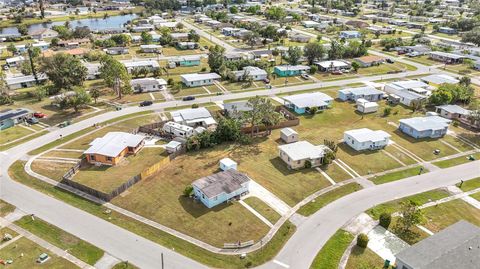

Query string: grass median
[310,229,354,269]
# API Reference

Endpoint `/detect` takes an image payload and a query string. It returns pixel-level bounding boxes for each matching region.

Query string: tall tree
[141,31,153,44]
[39,0,45,19]
[99,56,131,99]
[207,45,225,73]
[303,42,325,65]
[243,96,276,136]
[286,46,303,65]
[26,44,41,84]
[40,53,87,93]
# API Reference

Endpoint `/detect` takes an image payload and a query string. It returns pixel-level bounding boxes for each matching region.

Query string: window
[297,161,301,164]
[107,157,112,161]
[202,194,205,199]
[90,155,95,161]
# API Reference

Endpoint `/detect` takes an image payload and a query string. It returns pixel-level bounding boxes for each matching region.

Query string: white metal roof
[180,73,221,82]
[220,158,237,167]
[344,128,390,143]
[315,60,350,69]
[399,116,451,132]
[436,105,470,115]
[275,65,310,72]
[281,127,298,136]
[421,74,459,85]
[282,92,333,108]
[84,132,145,157]
[278,141,328,161]
[339,86,383,96]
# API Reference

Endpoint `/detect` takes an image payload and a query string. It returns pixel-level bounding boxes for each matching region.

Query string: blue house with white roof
[338,86,384,101]
[339,31,361,39]
[274,65,310,77]
[399,116,451,139]
[282,92,333,114]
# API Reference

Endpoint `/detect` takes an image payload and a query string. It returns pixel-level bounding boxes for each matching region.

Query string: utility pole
[114,77,122,99]
[161,253,164,269]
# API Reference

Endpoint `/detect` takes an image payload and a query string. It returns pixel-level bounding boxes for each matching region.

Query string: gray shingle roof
[396,221,480,269]
[192,169,250,198]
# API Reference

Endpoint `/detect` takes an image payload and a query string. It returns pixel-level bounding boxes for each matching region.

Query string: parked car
[331,70,343,75]
[36,253,49,264]
[182,96,196,101]
[263,78,270,84]
[301,74,310,80]
[33,112,47,118]
[139,100,153,107]
[386,58,395,63]
[407,52,421,57]
[27,117,39,124]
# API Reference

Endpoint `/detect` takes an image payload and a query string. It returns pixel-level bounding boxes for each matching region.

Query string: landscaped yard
[0,125,34,145]
[298,183,363,216]
[0,237,77,268]
[31,161,74,181]
[433,152,480,168]
[0,200,15,217]
[346,246,385,269]
[15,216,104,265]
[310,229,354,269]
[422,199,480,233]
[244,197,281,224]
[370,166,428,185]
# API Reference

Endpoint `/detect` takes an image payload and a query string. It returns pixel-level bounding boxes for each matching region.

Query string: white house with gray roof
[278,141,329,169]
[232,66,267,81]
[435,105,471,120]
[121,59,160,73]
[5,74,47,90]
[338,86,384,101]
[171,107,217,130]
[344,128,390,151]
[420,74,459,85]
[192,169,250,208]
[384,80,432,106]
[395,221,480,269]
[130,78,167,93]
[283,92,333,114]
[399,116,451,139]
[180,73,221,87]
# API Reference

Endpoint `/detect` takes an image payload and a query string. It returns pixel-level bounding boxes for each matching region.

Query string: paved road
[258,161,480,269]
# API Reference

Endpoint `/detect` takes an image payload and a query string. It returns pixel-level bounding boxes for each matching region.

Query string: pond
[0,14,138,36]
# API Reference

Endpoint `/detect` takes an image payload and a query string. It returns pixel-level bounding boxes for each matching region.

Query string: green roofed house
[274,65,310,77]
[0,108,33,130]
[395,221,480,269]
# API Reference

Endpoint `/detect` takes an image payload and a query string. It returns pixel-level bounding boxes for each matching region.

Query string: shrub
[379,212,392,229]
[191,104,199,108]
[383,107,392,117]
[357,233,369,248]
[167,78,174,85]
[304,160,312,169]
[183,185,193,197]
[452,121,459,127]
[309,65,318,74]
[309,107,318,114]
[201,67,207,72]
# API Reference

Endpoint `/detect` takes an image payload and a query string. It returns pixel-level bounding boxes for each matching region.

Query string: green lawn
[422,199,480,233]
[0,130,49,151]
[298,183,363,216]
[113,262,140,269]
[0,237,77,268]
[8,161,296,268]
[457,177,480,192]
[433,153,480,168]
[0,200,15,217]
[15,216,104,265]
[346,246,385,269]
[310,230,354,269]
[370,166,428,185]
[367,189,450,219]
[0,125,34,145]
[244,197,281,224]
[31,161,74,181]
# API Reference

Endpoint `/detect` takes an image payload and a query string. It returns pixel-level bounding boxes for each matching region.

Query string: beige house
[278,141,328,169]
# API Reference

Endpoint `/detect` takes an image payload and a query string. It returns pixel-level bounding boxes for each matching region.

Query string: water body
[0,14,138,36]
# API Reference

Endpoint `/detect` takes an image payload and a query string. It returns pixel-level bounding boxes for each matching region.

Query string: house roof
[436,105,470,115]
[388,80,429,90]
[315,60,350,68]
[122,60,160,68]
[430,51,465,60]
[275,65,311,72]
[233,66,267,77]
[180,73,221,82]
[395,221,480,269]
[130,77,167,86]
[84,132,145,157]
[281,127,298,136]
[5,73,47,85]
[339,86,383,96]
[140,44,162,49]
[163,121,194,132]
[344,128,390,143]
[192,169,250,198]
[278,141,328,161]
[171,107,216,125]
[399,116,451,131]
[220,158,237,167]
[421,74,459,85]
[282,92,333,108]
[0,108,32,121]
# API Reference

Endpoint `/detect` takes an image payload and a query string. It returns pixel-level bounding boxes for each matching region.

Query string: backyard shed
[220,158,237,171]
[165,140,182,154]
[356,98,379,114]
[280,128,298,143]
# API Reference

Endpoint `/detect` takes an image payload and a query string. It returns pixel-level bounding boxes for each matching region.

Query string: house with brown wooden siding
[84,132,145,166]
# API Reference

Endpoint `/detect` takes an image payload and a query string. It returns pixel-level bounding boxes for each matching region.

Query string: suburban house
[130,78,167,93]
[315,60,351,72]
[29,28,58,40]
[168,55,201,67]
[288,32,311,43]
[84,132,145,166]
[232,66,267,81]
[420,74,459,86]
[6,56,25,67]
[140,44,162,53]
[354,55,386,67]
[429,51,465,64]
[84,62,101,80]
[57,38,90,48]
[395,221,480,269]
[274,65,310,77]
[398,116,451,139]
[5,74,47,90]
[131,24,155,32]
[224,101,252,118]
[435,105,471,121]
[192,169,250,208]
[396,45,431,56]
[180,73,221,87]
[122,60,160,73]
[339,31,361,39]
[344,128,390,151]
[438,26,457,34]
[367,25,394,34]
[283,92,333,114]
[162,121,194,139]
[278,141,328,169]
[356,98,379,113]
[302,20,321,28]
[384,80,432,106]
[0,108,33,130]
[171,107,217,130]
[338,86,384,101]
[280,128,298,144]
[176,42,198,50]
[170,32,189,41]
[103,47,129,55]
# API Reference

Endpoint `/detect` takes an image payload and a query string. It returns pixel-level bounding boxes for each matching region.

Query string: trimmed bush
[379,212,392,229]
[357,233,369,248]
